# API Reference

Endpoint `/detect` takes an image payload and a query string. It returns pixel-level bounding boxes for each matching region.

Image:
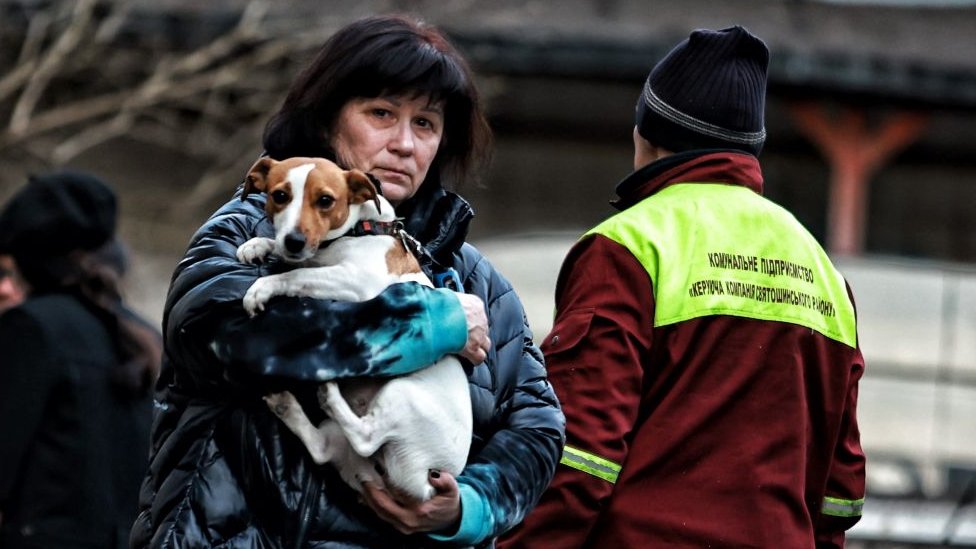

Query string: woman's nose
[388,123,415,155]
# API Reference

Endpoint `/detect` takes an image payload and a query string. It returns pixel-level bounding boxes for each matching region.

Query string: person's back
[581,179,862,546]
[0,293,152,548]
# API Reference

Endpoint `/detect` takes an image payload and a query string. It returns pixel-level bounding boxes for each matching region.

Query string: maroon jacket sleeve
[500,234,654,548]
[816,287,867,547]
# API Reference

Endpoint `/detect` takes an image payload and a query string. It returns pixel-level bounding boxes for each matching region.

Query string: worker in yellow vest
[502,26,866,549]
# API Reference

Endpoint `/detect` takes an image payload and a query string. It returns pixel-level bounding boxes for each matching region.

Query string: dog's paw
[319,382,343,415]
[237,237,275,265]
[263,391,299,418]
[243,276,279,316]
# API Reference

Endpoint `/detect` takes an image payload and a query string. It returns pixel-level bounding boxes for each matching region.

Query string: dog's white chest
[307,235,431,300]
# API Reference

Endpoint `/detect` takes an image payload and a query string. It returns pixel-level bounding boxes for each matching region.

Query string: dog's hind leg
[264,391,340,464]
[320,382,395,458]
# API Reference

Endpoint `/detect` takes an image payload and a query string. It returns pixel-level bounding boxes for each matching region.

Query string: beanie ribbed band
[640,81,766,147]
[636,25,769,156]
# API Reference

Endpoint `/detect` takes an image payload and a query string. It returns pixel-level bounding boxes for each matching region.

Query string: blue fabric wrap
[428,483,494,545]
[209,284,467,382]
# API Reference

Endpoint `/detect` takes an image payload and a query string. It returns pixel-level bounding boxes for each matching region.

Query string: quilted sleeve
[430,248,566,546]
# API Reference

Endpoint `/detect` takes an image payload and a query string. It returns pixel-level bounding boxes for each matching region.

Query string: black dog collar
[334,219,428,266]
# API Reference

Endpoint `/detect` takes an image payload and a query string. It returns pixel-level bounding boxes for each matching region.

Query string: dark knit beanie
[0,170,118,262]
[636,26,769,156]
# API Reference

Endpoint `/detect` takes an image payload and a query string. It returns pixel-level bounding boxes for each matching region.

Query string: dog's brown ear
[242,157,275,199]
[347,169,382,213]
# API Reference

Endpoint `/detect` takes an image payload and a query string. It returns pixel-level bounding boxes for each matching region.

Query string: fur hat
[0,171,118,262]
[636,26,769,155]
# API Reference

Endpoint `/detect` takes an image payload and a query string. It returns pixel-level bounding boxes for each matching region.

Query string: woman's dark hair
[262,14,492,190]
[16,240,161,398]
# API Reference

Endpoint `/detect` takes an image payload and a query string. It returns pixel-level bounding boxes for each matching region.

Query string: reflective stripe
[822,496,864,517]
[560,445,621,484]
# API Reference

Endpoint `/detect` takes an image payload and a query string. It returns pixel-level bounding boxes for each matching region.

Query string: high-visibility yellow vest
[586,183,857,347]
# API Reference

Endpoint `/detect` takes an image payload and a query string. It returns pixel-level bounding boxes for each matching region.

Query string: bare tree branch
[0,0,338,215]
[0,8,55,103]
[9,0,99,134]
[51,111,134,164]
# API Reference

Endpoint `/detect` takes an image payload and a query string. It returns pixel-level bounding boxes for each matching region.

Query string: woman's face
[0,255,26,312]
[331,94,444,206]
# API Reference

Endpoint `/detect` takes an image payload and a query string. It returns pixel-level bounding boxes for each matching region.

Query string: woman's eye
[371,108,391,118]
[316,195,336,209]
[415,116,441,134]
[271,190,289,204]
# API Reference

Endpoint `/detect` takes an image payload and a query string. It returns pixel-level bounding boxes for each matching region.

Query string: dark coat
[0,293,154,549]
[130,183,565,548]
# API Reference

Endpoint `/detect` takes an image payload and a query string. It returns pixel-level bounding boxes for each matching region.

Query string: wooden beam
[788,101,928,256]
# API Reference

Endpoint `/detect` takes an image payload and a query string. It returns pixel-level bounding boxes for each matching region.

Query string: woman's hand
[455,292,490,364]
[361,470,462,535]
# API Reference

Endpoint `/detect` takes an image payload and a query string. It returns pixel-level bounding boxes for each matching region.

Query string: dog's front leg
[237,237,276,265]
[242,273,291,316]
[243,267,352,316]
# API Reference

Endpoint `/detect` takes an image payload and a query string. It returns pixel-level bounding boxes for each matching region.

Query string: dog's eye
[271,190,289,204]
[316,195,335,209]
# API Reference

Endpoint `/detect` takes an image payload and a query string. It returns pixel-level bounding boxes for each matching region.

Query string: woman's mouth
[373,167,411,183]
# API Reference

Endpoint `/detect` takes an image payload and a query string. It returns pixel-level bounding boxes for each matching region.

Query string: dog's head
[243,156,382,263]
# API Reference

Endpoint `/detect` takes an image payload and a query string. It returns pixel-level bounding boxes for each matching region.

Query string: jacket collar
[612,149,764,211]
[395,182,473,265]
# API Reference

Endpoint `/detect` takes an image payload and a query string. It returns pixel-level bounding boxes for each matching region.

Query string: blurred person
[0,254,26,313]
[0,171,161,549]
[501,26,866,548]
[130,14,564,549]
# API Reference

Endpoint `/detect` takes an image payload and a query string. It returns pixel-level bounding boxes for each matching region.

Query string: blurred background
[1,0,974,546]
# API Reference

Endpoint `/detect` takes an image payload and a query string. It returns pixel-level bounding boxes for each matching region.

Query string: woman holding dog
[130,14,565,549]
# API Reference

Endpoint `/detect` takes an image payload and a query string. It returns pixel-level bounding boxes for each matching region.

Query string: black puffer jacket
[129,182,565,548]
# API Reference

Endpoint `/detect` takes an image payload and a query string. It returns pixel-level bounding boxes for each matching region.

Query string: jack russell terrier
[236,156,472,502]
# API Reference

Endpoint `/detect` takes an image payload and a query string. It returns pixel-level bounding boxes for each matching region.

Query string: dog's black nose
[284,233,306,253]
